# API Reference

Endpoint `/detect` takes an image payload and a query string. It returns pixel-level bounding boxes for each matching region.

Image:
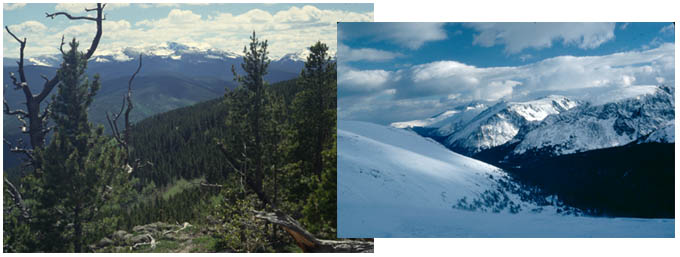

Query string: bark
[254,210,373,253]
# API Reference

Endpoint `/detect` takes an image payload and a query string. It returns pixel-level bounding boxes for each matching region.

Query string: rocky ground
[90,221,221,253]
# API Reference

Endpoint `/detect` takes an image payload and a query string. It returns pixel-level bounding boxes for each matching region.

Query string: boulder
[131,234,151,244]
[97,237,114,248]
[112,230,128,242]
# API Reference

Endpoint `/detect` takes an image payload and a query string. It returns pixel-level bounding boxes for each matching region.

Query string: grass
[151,240,181,253]
[162,177,205,200]
[190,235,220,253]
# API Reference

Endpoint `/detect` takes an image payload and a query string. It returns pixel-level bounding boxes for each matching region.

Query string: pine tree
[31,39,136,252]
[293,41,337,177]
[294,41,337,237]
[228,31,271,206]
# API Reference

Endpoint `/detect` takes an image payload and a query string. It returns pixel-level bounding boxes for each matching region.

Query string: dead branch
[45,12,98,21]
[199,182,224,188]
[3,3,106,154]
[4,97,28,117]
[4,177,31,220]
[130,234,156,250]
[254,210,373,253]
[215,141,370,252]
[39,3,105,102]
[216,141,273,206]
[107,54,142,167]
[4,138,34,161]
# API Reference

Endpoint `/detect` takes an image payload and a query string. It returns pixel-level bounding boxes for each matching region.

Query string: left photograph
[2,3,373,253]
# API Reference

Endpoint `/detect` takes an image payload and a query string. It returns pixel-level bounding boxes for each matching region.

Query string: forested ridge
[4,6,347,251]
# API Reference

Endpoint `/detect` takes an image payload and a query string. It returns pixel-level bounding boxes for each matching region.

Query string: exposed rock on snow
[513,86,674,156]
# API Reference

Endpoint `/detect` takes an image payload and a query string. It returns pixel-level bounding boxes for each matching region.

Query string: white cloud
[7,21,48,34]
[55,3,129,13]
[466,22,616,53]
[338,44,404,62]
[338,66,393,94]
[138,3,210,8]
[659,23,674,34]
[519,54,533,62]
[339,43,675,123]
[5,5,373,60]
[341,23,447,50]
[4,3,26,11]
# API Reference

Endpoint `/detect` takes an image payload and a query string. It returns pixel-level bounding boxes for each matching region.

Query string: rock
[123,233,133,244]
[131,234,151,244]
[112,230,128,242]
[97,237,114,248]
[132,225,145,233]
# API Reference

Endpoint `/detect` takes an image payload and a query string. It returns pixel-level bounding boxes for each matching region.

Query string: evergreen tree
[292,42,337,237]
[227,31,271,206]
[293,41,336,177]
[30,39,135,252]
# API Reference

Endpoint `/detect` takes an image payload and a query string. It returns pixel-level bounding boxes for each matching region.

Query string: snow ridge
[442,95,579,154]
[514,86,674,156]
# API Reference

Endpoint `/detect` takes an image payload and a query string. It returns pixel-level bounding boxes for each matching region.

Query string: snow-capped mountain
[391,103,487,131]
[637,121,675,144]
[394,95,579,155]
[338,120,674,237]
[4,41,309,85]
[512,85,674,157]
[4,41,306,69]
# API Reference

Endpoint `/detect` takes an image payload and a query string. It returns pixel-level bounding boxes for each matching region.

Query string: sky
[338,22,675,124]
[3,3,373,60]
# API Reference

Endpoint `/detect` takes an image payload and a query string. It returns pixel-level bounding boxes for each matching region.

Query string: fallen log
[254,210,373,253]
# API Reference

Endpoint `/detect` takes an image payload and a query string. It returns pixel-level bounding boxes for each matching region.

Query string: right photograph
[336,22,675,238]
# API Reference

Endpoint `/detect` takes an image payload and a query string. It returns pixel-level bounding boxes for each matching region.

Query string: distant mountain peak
[4,41,312,67]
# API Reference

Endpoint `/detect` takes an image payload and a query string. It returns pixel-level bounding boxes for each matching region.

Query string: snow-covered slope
[442,95,578,154]
[390,103,487,131]
[637,121,675,144]
[339,120,526,211]
[513,86,674,156]
[338,120,675,237]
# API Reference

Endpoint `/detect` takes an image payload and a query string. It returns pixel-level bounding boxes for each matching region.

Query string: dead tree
[3,3,106,221]
[105,54,151,172]
[254,210,374,253]
[4,3,106,154]
[216,141,373,253]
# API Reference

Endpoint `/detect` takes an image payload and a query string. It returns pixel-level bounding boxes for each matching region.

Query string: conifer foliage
[213,34,339,251]
[6,39,137,252]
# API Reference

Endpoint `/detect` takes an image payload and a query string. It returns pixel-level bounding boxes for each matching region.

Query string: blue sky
[3,3,373,59]
[338,22,675,124]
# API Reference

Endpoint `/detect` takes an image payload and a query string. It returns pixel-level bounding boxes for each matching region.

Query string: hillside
[3,70,236,170]
[338,121,674,237]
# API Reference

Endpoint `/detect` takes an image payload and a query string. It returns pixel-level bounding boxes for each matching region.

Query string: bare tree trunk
[254,210,373,253]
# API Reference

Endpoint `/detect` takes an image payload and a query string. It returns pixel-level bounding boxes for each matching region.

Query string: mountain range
[3,42,310,170]
[394,85,674,159]
[387,84,674,218]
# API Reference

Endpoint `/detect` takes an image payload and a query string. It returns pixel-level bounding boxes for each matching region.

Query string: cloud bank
[340,22,447,50]
[339,43,675,124]
[4,4,373,59]
[466,22,617,53]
